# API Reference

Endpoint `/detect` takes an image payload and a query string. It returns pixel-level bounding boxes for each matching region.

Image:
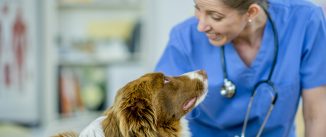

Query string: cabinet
[41,0,145,135]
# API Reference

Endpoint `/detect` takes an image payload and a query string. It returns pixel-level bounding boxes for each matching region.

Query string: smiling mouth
[206,33,223,40]
[207,34,216,40]
[216,35,223,41]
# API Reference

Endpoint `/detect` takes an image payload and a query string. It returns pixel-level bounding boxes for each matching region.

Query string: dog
[54,70,208,137]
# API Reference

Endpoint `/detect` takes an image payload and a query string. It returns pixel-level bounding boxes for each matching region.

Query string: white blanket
[79,116,106,137]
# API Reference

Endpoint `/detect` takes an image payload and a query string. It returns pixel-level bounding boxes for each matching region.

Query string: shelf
[58,2,142,10]
[44,1,144,136]
[57,57,133,67]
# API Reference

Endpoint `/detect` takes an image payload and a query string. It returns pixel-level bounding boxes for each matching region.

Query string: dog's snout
[197,70,207,79]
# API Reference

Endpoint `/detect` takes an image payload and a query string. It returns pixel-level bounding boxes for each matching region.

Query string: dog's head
[112,70,208,137]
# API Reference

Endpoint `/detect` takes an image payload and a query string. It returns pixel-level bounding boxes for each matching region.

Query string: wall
[141,0,194,69]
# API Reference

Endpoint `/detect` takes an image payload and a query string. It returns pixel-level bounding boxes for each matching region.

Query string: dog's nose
[197,70,207,79]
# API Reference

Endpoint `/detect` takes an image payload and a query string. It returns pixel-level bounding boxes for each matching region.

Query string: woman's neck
[233,8,267,48]
[231,8,268,66]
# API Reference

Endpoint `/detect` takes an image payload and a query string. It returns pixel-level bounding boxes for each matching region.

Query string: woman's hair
[222,0,268,14]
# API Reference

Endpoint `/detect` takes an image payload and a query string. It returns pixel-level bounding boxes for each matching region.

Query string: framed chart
[0,0,40,125]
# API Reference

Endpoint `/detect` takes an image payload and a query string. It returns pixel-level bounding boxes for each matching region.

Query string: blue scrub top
[155,0,326,136]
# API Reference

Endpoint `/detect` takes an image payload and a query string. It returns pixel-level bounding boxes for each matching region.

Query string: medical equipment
[219,5,279,137]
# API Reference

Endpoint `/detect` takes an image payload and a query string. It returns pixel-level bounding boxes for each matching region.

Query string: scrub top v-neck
[222,18,274,85]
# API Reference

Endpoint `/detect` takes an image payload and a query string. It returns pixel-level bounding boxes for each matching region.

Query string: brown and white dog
[54,70,208,137]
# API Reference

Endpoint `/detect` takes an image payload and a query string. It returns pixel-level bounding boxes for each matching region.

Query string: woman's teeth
[216,35,223,41]
[207,32,224,41]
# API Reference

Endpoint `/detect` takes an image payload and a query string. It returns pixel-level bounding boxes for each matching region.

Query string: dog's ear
[118,96,157,137]
[115,74,163,137]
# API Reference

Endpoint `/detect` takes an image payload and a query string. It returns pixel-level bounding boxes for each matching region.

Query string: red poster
[12,9,27,90]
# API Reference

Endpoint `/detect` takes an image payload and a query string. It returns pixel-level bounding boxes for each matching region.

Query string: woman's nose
[197,16,211,32]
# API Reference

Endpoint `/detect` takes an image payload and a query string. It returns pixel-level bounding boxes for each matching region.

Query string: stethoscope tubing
[219,4,280,137]
[241,80,278,137]
[262,5,279,81]
[240,6,280,137]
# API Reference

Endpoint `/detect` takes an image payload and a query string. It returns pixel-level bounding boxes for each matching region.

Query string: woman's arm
[302,85,326,137]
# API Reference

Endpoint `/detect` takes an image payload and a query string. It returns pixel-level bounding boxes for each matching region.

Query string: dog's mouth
[183,97,197,110]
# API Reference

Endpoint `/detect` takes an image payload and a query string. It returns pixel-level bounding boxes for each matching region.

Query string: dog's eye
[164,77,170,84]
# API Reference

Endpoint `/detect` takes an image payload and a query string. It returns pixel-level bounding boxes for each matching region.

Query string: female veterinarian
[155,0,326,136]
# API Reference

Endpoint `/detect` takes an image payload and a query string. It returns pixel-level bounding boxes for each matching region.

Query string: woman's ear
[246,3,261,22]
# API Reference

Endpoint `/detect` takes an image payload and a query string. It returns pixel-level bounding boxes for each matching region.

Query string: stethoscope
[219,5,279,137]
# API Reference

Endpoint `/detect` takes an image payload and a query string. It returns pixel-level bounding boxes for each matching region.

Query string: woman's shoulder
[269,0,323,28]
[167,16,209,55]
[167,16,204,47]
[170,16,198,34]
[270,0,321,11]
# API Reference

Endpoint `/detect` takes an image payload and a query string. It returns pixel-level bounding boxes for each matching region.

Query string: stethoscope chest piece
[221,78,236,98]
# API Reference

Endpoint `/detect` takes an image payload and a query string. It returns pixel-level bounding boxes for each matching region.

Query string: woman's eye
[211,15,223,21]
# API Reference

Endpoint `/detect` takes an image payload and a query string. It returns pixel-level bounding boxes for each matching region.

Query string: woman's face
[194,0,249,46]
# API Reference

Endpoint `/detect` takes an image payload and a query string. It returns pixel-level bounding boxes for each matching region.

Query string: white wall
[141,0,194,70]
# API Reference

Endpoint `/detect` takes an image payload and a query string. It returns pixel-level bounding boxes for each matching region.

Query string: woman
[155,0,326,136]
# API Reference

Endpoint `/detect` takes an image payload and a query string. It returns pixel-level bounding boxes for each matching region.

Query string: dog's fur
[53,70,208,137]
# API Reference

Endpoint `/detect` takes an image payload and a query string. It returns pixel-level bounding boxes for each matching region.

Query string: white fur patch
[180,117,191,137]
[182,71,208,106]
[79,116,106,137]
[182,71,205,82]
[195,88,208,106]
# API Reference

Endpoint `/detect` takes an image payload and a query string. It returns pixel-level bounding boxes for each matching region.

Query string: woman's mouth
[207,34,217,40]
[206,33,228,46]
[207,33,224,41]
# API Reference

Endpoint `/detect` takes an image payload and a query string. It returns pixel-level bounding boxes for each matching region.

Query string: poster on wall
[0,0,40,125]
